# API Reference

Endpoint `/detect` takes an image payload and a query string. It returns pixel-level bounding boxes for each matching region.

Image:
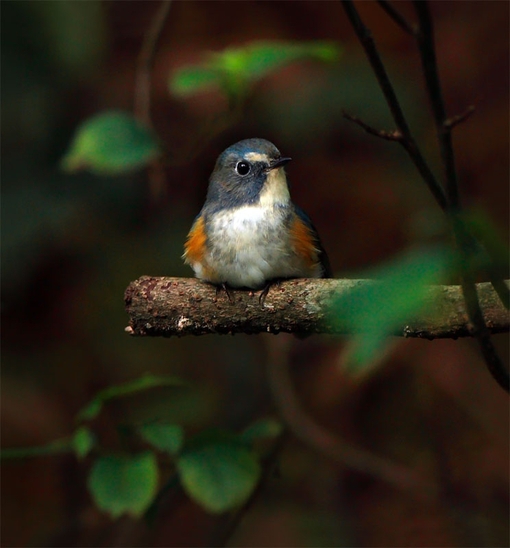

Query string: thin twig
[342,0,509,392]
[341,1,449,212]
[343,110,402,141]
[444,104,476,130]
[454,220,510,392]
[413,0,459,208]
[134,0,172,126]
[377,0,417,36]
[412,1,509,392]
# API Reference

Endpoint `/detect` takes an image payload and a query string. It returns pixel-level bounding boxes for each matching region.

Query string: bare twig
[377,0,417,36]
[341,1,449,212]
[444,104,476,130]
[342,0,509,392]
[453,220,510,391]
[133,1,171,201]
[413,1,458,207]
[342,110,402,141]
[124,277,509,339]
[134,0,172,126]
[412,1,509,392]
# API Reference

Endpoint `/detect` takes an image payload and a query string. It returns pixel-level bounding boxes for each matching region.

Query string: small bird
[183,138,331,299]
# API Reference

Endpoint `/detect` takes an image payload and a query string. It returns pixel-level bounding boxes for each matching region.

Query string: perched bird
[183,138,331,299]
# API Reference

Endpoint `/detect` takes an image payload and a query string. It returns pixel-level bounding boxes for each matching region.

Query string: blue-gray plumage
[183,138,331,290]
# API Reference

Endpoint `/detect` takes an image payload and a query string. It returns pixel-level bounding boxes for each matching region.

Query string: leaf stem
[1,437,73,460]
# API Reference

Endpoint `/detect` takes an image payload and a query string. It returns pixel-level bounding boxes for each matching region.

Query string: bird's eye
[235,161,251,176]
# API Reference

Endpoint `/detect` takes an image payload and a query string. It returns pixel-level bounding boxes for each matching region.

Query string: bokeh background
[2,1,508,546]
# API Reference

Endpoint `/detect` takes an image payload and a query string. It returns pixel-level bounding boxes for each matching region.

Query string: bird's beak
[269,157,292,170]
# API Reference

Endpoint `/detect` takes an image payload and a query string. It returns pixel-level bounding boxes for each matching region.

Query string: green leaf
[73,426,95,459]
[237,41,342,80]
[241,418,283,444]
[61,110,159,175]
[137,422,184,455]
[170,67,221,97]
[169,40,342,99]
[330,245,457,371]
[78,399,103,422]
[77,373,185,422]
[177,433,261,513]
[88,452,159,518]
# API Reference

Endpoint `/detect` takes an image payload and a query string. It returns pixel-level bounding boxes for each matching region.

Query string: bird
[183,138,331,300]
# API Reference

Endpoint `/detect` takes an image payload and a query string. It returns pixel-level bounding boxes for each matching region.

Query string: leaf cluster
[1,374,283,517]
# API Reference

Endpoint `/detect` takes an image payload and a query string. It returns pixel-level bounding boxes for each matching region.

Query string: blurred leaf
[61,111,159,175]
[241,418,283,444]
[77,373,185,422]
[169,40,342,100]
[177,430,261,513]
[73,426,95,459]
[330,245,457,371]
[137,422,184,456]
[170,67,221,97]
[234,41,341,79]
[88,452,158,518]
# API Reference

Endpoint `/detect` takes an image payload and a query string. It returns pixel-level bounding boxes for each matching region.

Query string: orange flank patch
[290,216,319,270]
[183,216,207,264]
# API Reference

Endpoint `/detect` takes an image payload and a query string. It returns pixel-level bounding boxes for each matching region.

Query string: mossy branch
[124,277,509,339]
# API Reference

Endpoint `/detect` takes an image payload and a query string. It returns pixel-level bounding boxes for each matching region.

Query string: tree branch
[342,0,509,391]
[124,277,509,339]
[341,0,449,212]
[411,1,509,392]
[134,0,172,127]
[264,336,434,495]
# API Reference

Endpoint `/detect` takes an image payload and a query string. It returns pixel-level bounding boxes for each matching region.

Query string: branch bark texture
[124,277,509,339]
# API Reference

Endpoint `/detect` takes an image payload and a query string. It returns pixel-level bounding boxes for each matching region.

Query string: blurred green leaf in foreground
[330,245,458,373]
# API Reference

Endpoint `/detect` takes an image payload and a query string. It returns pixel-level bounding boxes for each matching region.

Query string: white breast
[201,205,306,288]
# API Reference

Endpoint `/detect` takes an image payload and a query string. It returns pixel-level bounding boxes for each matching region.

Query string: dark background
[2,1,508,546]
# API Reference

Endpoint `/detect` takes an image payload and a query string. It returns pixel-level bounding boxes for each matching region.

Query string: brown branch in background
[133,1,172,201]
[264,336,434,495]
[341,0,449,212]
[124,277,509,339]
[134,0,172,126]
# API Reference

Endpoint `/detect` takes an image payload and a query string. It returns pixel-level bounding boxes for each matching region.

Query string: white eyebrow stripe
[244,152,269,163]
